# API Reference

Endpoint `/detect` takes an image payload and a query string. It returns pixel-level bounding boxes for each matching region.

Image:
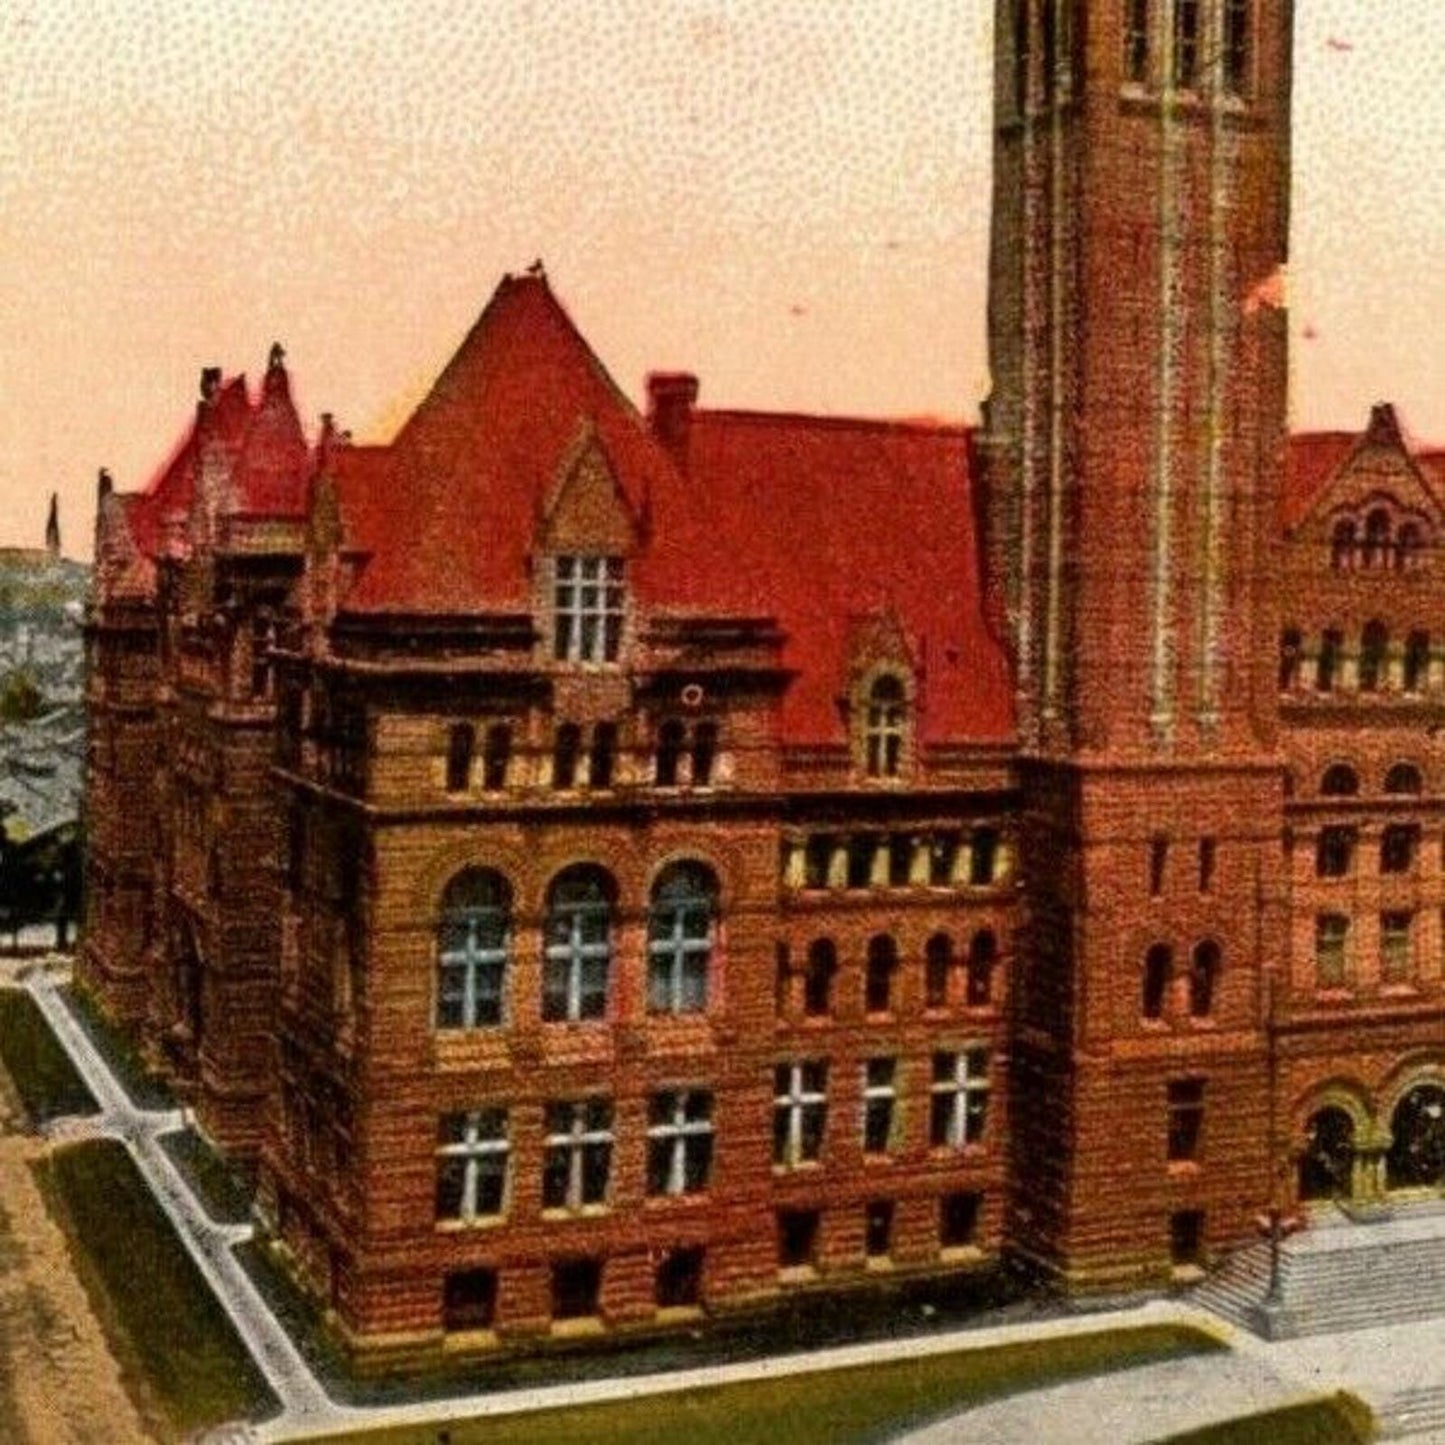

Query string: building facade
[79,0,1445,1365]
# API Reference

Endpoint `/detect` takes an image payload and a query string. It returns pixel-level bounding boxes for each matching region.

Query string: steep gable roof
[342,272,675,613]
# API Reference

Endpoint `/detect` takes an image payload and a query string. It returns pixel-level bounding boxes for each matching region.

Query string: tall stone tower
[979,1,1295,1285]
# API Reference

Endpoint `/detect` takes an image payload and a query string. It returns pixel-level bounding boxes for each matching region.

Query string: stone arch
[1294,1080,1373,1205]
[1379,1060,1445,1192]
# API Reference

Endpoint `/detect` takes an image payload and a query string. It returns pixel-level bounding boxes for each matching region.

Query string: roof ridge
[695,407,972,436]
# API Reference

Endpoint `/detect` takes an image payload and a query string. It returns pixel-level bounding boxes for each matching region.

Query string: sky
[1,1,1442,559]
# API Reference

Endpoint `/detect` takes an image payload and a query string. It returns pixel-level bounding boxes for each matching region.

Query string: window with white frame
[862,1058,897,1156]
[553,555,624,663]
[647,862,717,1014]
[543,866,614,1022]
[929,1049,991,1149]
[542,1098,613,1210]
[435,1108,509,1221]
[647,1089,715,1195]
[864,675,906,778]
[773,1061,828,1168]
[436,869,511,1029]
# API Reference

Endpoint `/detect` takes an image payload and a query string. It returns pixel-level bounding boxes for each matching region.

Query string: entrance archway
[1300,1106,1356,1202]
[1387,1084,1445,1191]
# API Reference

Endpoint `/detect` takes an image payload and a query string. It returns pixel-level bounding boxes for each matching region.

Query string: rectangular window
[1123,0,1150,84]
[443,1268,498,1332]
[692,721,719,786]
[1171,1209,1205,1266]
[865,1200,894,1259]
[647,1089,714,1195]
[1167,1080,1205,1163]
[1382,824,1420,876]
[1172,0,1200,90]
[1382,911,1414,983]
[940,1191,982,1249]
[553,555,624,663]
[1149,836,1168,897]
[778,1208,820,1271]
[552,723,581,790]
[1318,631,1342,692]
[551,1258,602,1320]
[482,724,512,790]
[930,833,961,886]
[445,723,473,794]
[774,1061,829,1168]
[1316,826,1356,879]
[1315,914,1349,988]
[862,1058,897,1155]
[970,829,1000,886]
[929,1049,991,1149]
[588,722,617,789]
[436,1109,509,1221]
[542,1099,613,1210]
[1223,0,1251,97]
[1198,837,1216,893]
[656,1247,704,1308]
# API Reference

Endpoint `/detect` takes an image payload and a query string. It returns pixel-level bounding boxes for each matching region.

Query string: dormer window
[864,675,907,779]
[553,556,624,663]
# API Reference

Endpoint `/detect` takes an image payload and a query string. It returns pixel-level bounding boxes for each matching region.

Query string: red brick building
[79,0,1445,1363]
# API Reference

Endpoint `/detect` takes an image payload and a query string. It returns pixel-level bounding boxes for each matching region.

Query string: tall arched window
[553,723,582,790]
[1279,629,1302,692]
[437,869,512,1029]
[864,675,907,779]
[864,935,897,1015]
[1359,621,1388,692]
[1318,630,1342,693]
[543,866,615,1022]
[1330,518,1356,572]
[1142,944,1172,1021]
[1189,941,1220,1018]
[924,932,954,1010]
[655,720,686,787]
[647,862,718,1015]
[803,939,837,1018]
[1405,632,1431,694]
[1365,509,1392,568]
[967,930,998,1007]
[1398,522,1424,571]
[1320,764,1359,798]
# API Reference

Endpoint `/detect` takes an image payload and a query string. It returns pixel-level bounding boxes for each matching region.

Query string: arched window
[1279,629,1302,692]
[588,722,617,790]
[543,866,615,1022]
[1398,522,1424,571]
[692,721,719,787]
[924,932,954,1010]
[1189,941,1220,1018]
[655,720,686,787]
[864,676,907,779]
[647,863,717,1015]
[1330,518,1356,572]
[437,869,512,1029]
[1142,944,1172,1021]
[864,935,897,1015]
[1359,621,1388,692]
[1384,762,1423,796]
[1318,630,1342,693]
[967,930,997,1007]
[1404,632,1431,693]
[803,939,837,1018]
[1320,764,1359,797]
[1365,508,1392,568]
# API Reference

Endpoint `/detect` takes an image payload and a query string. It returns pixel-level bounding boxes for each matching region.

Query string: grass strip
[33,1137,277,1439]
[61,983,173,1111]
[0,988,96,1124]
[1158,1392,1374,1445]
[304,1322,1221,1445]
[159,1128,255,1225]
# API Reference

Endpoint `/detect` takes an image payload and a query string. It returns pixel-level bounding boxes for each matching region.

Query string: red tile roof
[1280,431,1359,532]
[333,273,1014,746]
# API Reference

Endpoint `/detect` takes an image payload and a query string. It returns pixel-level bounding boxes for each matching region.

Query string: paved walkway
[24,960,1445,1443]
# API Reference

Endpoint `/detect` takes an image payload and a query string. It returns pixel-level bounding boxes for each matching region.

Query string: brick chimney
[647,372,699,469]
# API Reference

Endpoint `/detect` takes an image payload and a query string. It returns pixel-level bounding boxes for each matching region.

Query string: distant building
[78,1,1445,1371]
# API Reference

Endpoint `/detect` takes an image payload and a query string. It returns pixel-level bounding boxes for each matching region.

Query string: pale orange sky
[2,1,1442,559]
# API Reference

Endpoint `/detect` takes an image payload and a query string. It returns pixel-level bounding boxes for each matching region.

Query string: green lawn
[62,983,174,1110]
[306,1323,1222,1445]
[33,1138,277,1441]
[0,988,96,1124]
[1160,1393,1374,1445]
[160,1128,255,1225]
